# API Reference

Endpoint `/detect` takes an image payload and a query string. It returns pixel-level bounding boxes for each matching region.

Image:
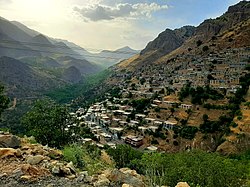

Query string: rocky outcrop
[0,134,190,186]
[216,141,238,155]
[0,148,21,158]
[141,26,195,55]
[0,133,21,148]
[195,1,250,39]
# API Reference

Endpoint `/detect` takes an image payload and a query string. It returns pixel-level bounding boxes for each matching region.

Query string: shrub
[63,144,85,168]
[106,144,143,169]
[139,150,249,187]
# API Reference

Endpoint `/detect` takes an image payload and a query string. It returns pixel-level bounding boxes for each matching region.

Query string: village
[67,47,250,152]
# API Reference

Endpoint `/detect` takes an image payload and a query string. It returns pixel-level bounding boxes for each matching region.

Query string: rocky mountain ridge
[141,26,195,55]
[117,1,250,70]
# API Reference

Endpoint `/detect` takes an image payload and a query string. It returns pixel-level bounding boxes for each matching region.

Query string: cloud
[73,2,168,21]
[0,0,12,4]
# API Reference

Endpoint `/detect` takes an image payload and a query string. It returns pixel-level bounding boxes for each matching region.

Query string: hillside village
[0,1,250,186]
[66,46,250,153]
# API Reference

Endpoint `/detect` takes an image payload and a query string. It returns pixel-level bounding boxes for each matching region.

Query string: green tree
[0,84,9,118]
[22,99,77,148]
[106,144,143,169]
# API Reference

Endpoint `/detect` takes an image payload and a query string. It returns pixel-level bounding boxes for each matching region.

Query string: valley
[0,1,250,187]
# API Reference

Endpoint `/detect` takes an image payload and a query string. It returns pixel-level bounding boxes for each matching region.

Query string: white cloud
[73,2,168,21]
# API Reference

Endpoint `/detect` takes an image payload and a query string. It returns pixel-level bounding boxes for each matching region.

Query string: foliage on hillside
[107,145,250,187]
[0,84,10,117]
[46,69,111,106]
[21,99,78,148]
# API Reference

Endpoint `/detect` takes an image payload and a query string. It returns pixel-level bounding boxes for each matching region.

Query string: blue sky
[0,0,243,51]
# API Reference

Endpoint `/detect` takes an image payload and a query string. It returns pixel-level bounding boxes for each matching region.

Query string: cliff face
[195,1,250,39]
[141,26,195,55]
[117,1,250,70]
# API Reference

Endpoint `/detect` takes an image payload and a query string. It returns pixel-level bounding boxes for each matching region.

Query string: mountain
[0,17,138,68]
[11,21,40,37]
[195,1,250,39]
[0,17,84,59]
[88,46,139,68]
[141,26,195,55]
[117,1,250,70]
[0,17,33,42]
[0,56,66,97]
[61,66,82,83]
[19,56,62,68]
[0,32,40,58]
[56,56,101,75]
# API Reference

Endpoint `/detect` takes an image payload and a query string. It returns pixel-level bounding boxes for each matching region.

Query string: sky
[0,0,243,51]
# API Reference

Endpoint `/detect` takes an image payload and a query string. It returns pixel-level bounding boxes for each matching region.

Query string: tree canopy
[0,84,9,118]
[22,99,78,148]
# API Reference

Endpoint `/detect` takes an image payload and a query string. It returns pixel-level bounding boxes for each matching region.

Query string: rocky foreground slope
[0,132,189,187]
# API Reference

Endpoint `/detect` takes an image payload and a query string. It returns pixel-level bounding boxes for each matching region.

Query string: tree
[106,144,143,169]
[202,45,209,52]
[22,99,77,148]
[196,40,203,47]
[0,84,9,118]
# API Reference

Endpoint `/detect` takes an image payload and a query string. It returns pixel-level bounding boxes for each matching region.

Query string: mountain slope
[141,26,195,55]
[0,56,66,97]
[117,1,250,70]
[11,21,40,37]
[56,56,101,75]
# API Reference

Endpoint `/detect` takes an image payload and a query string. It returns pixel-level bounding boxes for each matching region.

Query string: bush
[63,144,85,168]
[179,126,198,140]
[139,150,249,187]
[106,144,143,169]
[151,139,159,145]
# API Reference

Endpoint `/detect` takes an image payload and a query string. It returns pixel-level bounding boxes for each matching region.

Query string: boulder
[0,134,20,148]
[216,141,238,155]
[20,175,33,181]
[66,161,76,174]
[94,177,110,187]
[175,182,190,187]
[51,166,60,175]
[122,184,133,187]
[26,155,45,165]
[108,169,145,187]
[21,164,40,176]
[0,148,19,158]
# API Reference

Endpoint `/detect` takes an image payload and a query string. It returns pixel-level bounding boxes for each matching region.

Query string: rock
[47,149,62,159]
[66,161,76,174]
[12,168,24,178]
[0,148,18,158]
[15,149,22,157]
[33,145,48,156]
[21,164,40,176]
[77,171,88,182]
[26,155,45,165]
[51,166,60,175]
[0,134,20,148]
[216,141,238,155]
[60,166,72,175]
[20,175,33,181]
[66,174,76,179]
[122,184,133,187]
[0,173,7,178]
[175,182,190,187]
[108,169,145,187]
[94,177,110,187]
